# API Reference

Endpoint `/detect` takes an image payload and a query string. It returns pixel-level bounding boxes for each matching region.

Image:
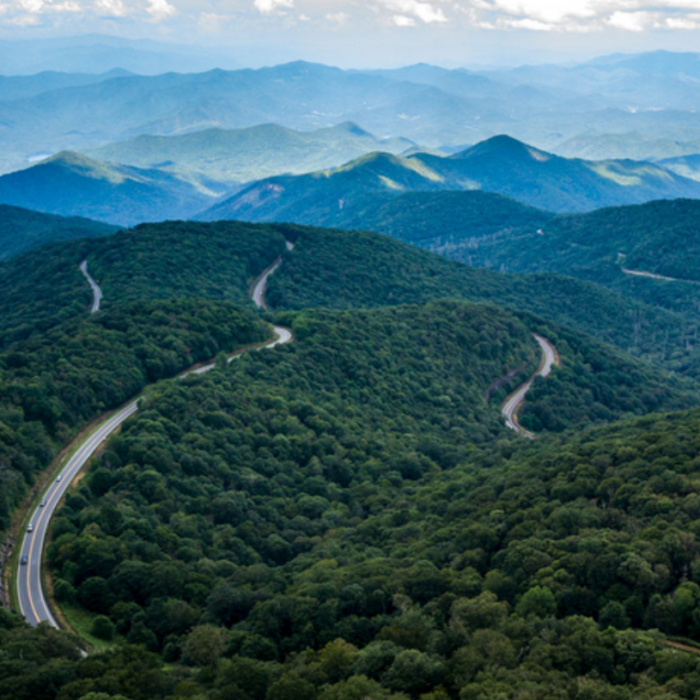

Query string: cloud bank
[5,0,700,35]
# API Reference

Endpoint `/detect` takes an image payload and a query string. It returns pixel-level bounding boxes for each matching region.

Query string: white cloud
[17,0,43,11]
[94,0,127,17]
[460,0,700,32]
[607,10,651,31]
[393,13,416,24]
[52,1,80,10]
[326,11,349,24]
[501,16,554,29]
[380,0,447,23]
[6,10,39,22]
[147,0,175,20]
[665,14,700,28]
[254,0,293,15]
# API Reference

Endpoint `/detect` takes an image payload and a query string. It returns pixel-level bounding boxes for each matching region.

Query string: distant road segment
[622,267,700,285]
[502,334,558,438]
[79,260,102,313]
[251,241,294,311]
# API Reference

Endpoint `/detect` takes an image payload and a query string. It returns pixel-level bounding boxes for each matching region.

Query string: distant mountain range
[3,134,698,226]
[88,122,416,190]
[200,135,700,221]
[6,51,700,174]
[0,152,212,226]
[0,34,238,76]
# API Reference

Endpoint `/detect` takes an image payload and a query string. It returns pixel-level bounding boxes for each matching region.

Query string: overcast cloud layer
[5,0,700,66]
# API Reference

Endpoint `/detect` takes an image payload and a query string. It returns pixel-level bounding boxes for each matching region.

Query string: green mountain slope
[0,152,215,226]
[4,214,700,699]
[267,225,700,374]
[1,219,694,374]
[13,302,700,699]
[444,199,700,323]
[295,190,554,246]
[0,204,116,261]
[19,303,700,700]
[0,221,286,349]
[88,122,416,188]
[199,135,700,221]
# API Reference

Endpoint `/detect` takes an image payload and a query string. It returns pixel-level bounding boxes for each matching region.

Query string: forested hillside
[9,304,700,698]
[3,218,699,375]
[459,199,700,282]
[39,305,693,665]
[291,190,553,246]
[0,205,116,261]
[0,221,287,349]
[268,225,700,376]
[442,199,700,322]
[0,300,268,531]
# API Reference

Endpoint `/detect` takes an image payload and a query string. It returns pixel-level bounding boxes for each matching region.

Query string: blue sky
[5,0,700,67]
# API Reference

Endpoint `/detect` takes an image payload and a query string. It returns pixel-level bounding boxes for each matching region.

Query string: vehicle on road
[27,523,33,533]
[20,555,28,566]
[56,474,62,482]
[40,498,46,507]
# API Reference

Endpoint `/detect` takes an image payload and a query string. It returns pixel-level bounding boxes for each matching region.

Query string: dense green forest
[442,199,700,322]
[267,225,700,376]
[2,219,697,374]
[13,302,700,699]
[515,315,700,431]
[265,191,552,246]
[0,205,115,262]
[0,221,286,349]
[0,300,268,530]
[6,217,700,700]
[88,221,288,307]
[0,238,95,349]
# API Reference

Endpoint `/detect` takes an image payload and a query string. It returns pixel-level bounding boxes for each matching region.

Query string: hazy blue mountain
[0,34,238,75]
[0,68,133,102]
[199,135,700,221]
[88,122,416,188]
[657,153,700,182]
[0,152,215,226]
[585,50,700,78]
[556,133,700,162]
[4,52,700,176]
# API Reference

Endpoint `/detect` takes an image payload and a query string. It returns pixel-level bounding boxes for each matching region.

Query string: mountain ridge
[199,134,700,221]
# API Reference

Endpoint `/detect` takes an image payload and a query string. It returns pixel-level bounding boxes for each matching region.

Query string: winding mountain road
[251,241,294,311]
[79,260,102,314]
[622,268,700,286]
[502,334,558,439]
[17,247,293,628]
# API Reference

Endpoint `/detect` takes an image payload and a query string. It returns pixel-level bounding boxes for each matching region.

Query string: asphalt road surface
[17,247,294,628]
[502,334,558,439]
[79,260,102,314]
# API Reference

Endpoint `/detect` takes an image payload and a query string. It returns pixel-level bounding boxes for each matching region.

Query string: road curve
[251,241,295,311]
[79,260,102,314]
[502,334,558,439]
[17,246,294,628]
